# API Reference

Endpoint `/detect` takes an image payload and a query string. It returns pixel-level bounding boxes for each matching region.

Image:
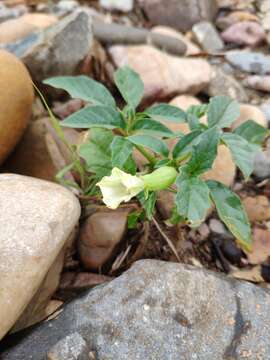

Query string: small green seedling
[43,66,269,252]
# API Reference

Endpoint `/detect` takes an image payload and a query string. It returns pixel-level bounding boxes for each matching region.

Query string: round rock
[0,174,81,340]
[0,50,34,164]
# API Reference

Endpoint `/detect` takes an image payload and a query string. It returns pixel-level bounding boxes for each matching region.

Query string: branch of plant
[134,144,157,167]
[34,83,87,190]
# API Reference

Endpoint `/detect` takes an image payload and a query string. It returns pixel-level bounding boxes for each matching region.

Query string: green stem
[33,83,72,152]
[34,83,87,190]
[176,152,191,166]
[135,145,157,166]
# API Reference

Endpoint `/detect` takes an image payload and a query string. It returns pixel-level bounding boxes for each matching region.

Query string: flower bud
[141,166,178,191]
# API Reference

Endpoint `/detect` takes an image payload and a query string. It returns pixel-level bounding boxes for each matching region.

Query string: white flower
[97,168,145,209]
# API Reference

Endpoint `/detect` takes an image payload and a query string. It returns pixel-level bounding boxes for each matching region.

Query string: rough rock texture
[226,51,270,75]
[216,11,259,30]
[0,14,57,44]
[5,118,80,182]
[4,118,57,181]
[206,65,248,102]
[109,45,211,101]
[245,75,270,92]
[0,3,27,24]
[6,10,93,82]
[0,174,81,340]
[151,26,200,55]
[2,260,270,359]
[221,21,266,47]
[0,50,34,165]
[138,0,217,32]
[192,21,224,52]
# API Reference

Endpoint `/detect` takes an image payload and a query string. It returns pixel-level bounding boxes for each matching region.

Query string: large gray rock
[0,174,81,340]
[2,260,270,359]
[138,0,217,32]
[4,10,93,81]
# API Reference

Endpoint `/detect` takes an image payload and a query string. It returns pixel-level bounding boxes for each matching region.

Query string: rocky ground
[0,0,270,358]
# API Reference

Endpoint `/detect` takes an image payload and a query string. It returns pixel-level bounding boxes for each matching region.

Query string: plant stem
[176,152,191,166]
[33,83,71,152]
[135,145,157,166]
[34,83,87,191]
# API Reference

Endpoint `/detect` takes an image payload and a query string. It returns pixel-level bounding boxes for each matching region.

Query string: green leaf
[145,103,186,123]
[207,180,252,252]
[176,172,211,226]
[128,134,169,157]
[110,136,134,169]
[131,118,174,137]
[165,206,185,225]
[127,211,142,229]
[43,75,116,107]
[138,191,157,220]
[187,113,200,131]
[185,126,220,176]
[187,104,209,118]
[62,105,125,129]
[154,159,172,168]
[123,155,137,175]
[172,130,202,160]
[114,66,144,108]
[79,128,113,178]
[222,133,257,180]
[207,96,240,129]
[234,120,269,145]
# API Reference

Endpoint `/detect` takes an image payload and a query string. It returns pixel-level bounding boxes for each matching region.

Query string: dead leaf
[230,266,264,283]
[45,300,64,321]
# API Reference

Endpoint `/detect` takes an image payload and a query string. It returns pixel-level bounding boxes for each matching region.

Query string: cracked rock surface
[2,259,270,359]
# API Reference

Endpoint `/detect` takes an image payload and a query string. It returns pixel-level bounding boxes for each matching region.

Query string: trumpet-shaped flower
[97,167,144,209]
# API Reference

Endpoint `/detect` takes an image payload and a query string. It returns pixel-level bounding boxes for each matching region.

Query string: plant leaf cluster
[44,67,270,251]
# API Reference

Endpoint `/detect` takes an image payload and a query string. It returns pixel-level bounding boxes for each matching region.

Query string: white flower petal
[97,168,145,209]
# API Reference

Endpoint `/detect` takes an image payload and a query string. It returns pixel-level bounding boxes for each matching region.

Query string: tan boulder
[0,50,34,165]
[5,118,57,181]
[231,104,268,130]
[0,14,58,44]
[0,174,81,340]
[79,208,133,270]
[109,45,211,102]
[5,117,81,182]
